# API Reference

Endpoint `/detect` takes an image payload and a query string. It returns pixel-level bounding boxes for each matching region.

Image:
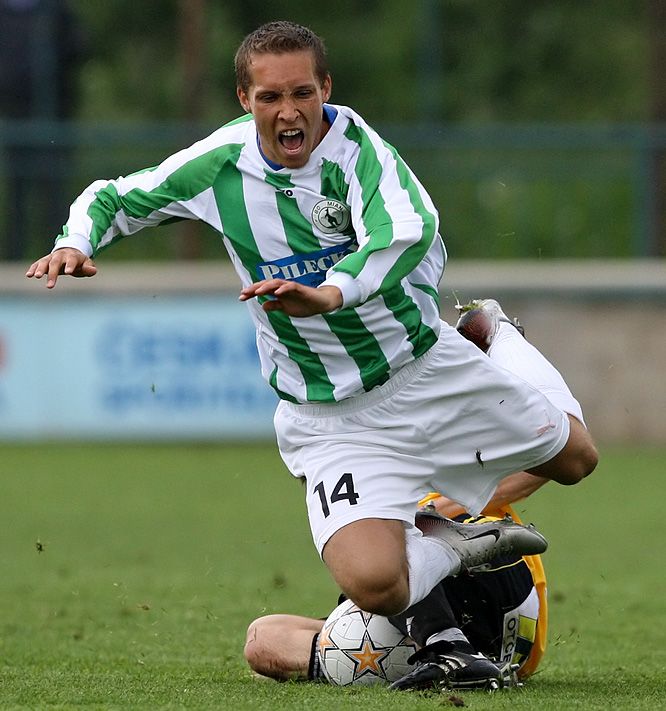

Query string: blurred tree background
[72,0,649,124]
[1,0,664,260]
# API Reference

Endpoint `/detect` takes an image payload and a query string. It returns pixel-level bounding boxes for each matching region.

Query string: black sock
[389,582,461,647]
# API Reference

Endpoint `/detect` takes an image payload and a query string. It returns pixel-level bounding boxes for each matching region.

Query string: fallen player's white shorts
[274,321,569,555]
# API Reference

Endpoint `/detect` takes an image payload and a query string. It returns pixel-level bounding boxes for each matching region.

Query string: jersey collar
[256,104,338,171]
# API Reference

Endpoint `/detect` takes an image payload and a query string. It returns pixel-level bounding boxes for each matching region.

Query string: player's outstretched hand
[26,248,97,289]
[239,279,342,317]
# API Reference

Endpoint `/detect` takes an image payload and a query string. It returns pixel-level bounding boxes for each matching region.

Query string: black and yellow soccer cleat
[389,640,503,692]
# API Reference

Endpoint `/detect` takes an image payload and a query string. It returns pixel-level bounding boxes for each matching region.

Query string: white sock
[489,321,585,424]
[404,527,461,608]
[426,628,470,646]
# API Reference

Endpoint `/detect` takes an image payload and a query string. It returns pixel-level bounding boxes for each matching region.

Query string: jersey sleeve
[52,139,223,257]
[320,123,440,309]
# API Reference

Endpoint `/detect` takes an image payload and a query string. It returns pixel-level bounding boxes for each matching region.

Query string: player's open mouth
[278,129,305,152]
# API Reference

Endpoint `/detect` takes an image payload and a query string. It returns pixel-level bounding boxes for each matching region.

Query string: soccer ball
[318,598,417,686]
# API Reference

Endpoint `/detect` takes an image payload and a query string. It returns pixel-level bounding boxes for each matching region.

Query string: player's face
[237,50,332,169]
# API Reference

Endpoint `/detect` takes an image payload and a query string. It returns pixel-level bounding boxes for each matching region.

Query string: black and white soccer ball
[317,598,417,686]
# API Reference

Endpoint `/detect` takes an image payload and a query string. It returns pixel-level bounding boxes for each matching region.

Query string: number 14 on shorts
[314,473,360,518]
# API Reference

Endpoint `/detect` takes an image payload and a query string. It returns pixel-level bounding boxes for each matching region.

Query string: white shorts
[274,322,569,555]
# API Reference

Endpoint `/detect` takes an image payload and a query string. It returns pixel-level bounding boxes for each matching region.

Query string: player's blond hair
[234,21,329,93]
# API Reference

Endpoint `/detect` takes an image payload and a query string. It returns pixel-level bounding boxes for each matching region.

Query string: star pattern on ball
[317,622,335,655]
[344,632,391,680]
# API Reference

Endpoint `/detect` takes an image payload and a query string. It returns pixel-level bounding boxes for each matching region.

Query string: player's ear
[321,74,332,103]
[237,87,251,113]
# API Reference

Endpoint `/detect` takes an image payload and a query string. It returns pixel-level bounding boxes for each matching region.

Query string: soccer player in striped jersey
[244,492,547,688]
[26,20,597,692]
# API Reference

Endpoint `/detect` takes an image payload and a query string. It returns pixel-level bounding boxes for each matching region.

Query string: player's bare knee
[561,423,599,484]
[346,588,408,617]
[342,571,409,616]
[323,519,409,615]
[530,423,599,485]
[571,440,598,482]
[540,448,598,485]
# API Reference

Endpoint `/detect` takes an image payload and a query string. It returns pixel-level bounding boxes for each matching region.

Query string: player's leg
[442,532,543,682]
[388,577,460,648]
[244,614,324,681]
[275,364,550,618]
[389,508,544,692]
[388,508,524,692]
[388,577,503,691]
[323,515,546,618]
[276,400,463,616]
[456,298,598,484]
[528,416,597,483]
[321,518,413,614]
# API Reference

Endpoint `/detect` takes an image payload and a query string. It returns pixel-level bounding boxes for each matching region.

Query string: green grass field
[1,442,664,710]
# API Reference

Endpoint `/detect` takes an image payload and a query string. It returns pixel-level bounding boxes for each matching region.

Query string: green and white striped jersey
[55,104,445,403]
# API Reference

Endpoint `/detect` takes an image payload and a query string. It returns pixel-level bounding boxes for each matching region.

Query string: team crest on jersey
[312,199,351,235]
